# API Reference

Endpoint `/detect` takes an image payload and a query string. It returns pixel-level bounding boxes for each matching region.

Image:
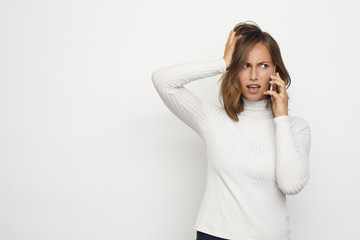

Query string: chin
[244,95,265,101]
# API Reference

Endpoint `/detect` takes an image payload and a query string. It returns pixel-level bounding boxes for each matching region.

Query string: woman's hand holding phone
[264,72,289,117]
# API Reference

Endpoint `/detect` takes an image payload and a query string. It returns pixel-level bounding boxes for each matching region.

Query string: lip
[246,84,261,94]
[246,84,261,88]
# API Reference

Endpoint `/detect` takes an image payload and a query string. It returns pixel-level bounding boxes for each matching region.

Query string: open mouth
[246,84,261,89]
[246,84,261,94]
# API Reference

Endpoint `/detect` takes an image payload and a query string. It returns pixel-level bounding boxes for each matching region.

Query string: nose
[250,67,258,81]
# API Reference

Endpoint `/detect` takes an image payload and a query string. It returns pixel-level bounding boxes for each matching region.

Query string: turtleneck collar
[240,97,274,119]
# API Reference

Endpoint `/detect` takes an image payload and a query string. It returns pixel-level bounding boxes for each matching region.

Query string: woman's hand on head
[223,30,242,70]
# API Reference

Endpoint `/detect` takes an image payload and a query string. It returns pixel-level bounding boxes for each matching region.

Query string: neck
[240,97,274,119]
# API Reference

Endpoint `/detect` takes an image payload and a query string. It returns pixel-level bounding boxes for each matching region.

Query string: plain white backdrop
[0,0,359,239]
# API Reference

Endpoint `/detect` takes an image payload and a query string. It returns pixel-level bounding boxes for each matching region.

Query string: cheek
[260,71,272,83]
[259,71,271,88]
[237,72,246,83]
[263,78,271,88]
[259,69,272,79]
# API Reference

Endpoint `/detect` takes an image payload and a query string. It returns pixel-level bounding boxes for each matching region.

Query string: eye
[243,63,250,68]
[260,63,269,68]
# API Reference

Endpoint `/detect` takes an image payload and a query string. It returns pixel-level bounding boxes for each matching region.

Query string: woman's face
[237,42,276,101]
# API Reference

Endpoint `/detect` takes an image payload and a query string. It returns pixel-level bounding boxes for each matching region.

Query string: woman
[152,21,311,240]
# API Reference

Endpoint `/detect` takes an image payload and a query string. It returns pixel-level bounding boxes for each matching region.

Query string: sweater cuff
[218,58,227,74]
[274,115,290,124]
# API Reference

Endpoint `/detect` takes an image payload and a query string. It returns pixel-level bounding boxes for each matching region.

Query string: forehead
[246,42,272,62]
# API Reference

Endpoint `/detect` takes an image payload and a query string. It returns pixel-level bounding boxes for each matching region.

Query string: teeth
[248,85,259,88]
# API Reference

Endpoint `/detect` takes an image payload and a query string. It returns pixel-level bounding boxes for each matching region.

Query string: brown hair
[218,21,291,121]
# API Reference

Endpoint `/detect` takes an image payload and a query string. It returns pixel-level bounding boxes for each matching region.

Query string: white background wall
[1,0,359,239]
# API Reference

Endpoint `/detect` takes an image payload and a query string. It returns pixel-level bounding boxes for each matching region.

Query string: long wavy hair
[218,21,291,122]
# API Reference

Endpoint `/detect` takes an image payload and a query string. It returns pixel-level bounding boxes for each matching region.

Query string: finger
[231,33,242,43]
[226,31,235,43]
[269,80,287,98]
[228,34,242,47]
[235,34,242,41]
[270,73,285,84]
[270,72,282,79]
[269,73,285,85]
[263,90,281,99]
[276,72,286,83]
[277,72,284,81]
[269,79,285,89]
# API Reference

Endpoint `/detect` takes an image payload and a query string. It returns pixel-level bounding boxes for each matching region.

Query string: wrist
[275,114,288,118]
[223,57,230,69]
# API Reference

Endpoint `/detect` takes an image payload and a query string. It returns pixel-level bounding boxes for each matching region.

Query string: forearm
[274,116,311,195]
[151,58,227,138]
[152,58,227,90]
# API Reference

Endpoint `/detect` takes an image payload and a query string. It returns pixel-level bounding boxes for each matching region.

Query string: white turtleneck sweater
[151,58,311,240]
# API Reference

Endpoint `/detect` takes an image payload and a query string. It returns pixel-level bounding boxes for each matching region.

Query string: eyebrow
[245,61,271,65]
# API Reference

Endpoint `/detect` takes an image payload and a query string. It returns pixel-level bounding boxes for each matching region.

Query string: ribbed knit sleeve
[151,58,227,138]
[273,115,312,195]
